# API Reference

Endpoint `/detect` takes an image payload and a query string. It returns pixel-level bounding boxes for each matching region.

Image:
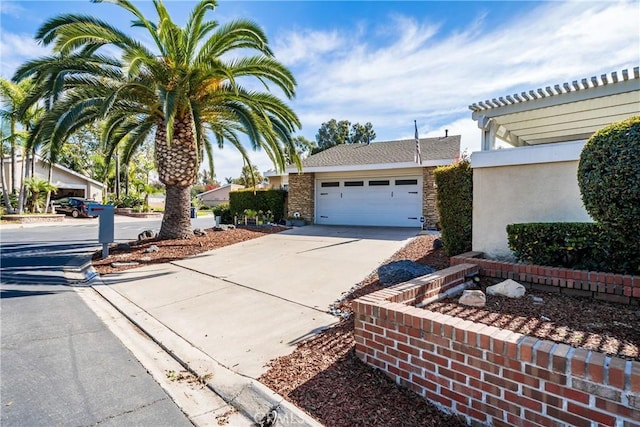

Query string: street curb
[92,282,323,427]
[64,256,98,284]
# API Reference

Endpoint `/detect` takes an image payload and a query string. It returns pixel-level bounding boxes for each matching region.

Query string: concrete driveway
[98,225,418,378]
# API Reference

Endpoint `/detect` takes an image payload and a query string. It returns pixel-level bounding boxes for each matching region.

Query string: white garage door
[316,177,422,227]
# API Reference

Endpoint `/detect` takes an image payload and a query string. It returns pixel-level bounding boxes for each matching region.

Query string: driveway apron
[99,226,418,378]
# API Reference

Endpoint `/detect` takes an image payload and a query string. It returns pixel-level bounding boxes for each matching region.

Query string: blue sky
[1,1,638,182]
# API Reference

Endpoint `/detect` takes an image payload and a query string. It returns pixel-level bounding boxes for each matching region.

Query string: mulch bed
[92,226,288,275]
[424,279,640,361]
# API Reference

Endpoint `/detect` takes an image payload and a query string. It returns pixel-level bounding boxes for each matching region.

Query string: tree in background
[233,164,263,187]
[0,77,43,213]
[312,119,376,154]
[286,135,316,162]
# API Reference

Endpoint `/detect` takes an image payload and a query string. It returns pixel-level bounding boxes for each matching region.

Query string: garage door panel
[316,177,422,227]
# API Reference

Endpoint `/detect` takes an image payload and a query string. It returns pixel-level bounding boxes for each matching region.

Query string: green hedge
[211,203,233,224]
[506,222,640,274]
[578,116,640,230]
[229,189,287,222]
[434,160,473,256]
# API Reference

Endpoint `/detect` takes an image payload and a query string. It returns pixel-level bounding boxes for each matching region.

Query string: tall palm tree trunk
[1,142,15,213]
[10,117,17,195]
[45,162,54,213]
[1,158,14,213]
[17,148,30,213]
[156,113,199,239]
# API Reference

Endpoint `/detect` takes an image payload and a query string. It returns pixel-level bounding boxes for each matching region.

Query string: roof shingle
[301,135,461,168]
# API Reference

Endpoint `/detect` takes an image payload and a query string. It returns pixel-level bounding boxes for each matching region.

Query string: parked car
[53,197,97,218]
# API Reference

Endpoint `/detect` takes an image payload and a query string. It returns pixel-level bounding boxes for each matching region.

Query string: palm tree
[0,77,43,213]
[14,0,301,239]
[23,176,57,213]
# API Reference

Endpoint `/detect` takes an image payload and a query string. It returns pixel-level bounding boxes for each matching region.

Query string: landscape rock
[110,261,139,267]
[116,243,131,251]
[486,279,526,298]
[194,228,207,236]
[137,229,156,241]
[532,296,544,305]
[213,226,224,231]
[459,290,486,307]
[432,238,443,250]
[377,260,435,286]
[144,245,159,253]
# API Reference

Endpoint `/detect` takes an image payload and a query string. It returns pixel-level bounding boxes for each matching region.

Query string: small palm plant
[23,176,57,213]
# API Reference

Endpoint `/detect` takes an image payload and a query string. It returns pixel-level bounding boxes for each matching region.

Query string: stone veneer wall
[287,173,314,223]
[422,167,439,229]
[353,264,640,427]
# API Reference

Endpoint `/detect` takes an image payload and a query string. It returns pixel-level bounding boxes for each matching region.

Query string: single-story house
[264,170,288,190]
[2,155,106,201]
[469,67,639,258]
[285,135,460,228]
[196,183,244,207]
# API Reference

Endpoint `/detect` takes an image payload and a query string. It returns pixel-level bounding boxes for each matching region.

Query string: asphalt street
[0,216,218,426]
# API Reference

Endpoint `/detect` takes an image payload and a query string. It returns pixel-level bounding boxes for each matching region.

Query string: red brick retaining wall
[353,264,640,427]
[451,251,640,305]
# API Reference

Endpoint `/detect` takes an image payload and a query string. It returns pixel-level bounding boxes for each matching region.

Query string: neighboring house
[264,170,288,190]
[469,67,640,258]
[196,183,244,207]
[2,155,106,201]
[285,135,460,228]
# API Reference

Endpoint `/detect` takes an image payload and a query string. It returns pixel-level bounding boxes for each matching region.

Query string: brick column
[288,173,315,223]
[422,167,439,229]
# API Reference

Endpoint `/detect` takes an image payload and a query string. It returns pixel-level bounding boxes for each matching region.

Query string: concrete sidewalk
[93,225,419,425]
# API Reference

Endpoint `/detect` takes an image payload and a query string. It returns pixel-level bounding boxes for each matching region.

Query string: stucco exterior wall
[267,175,288,190]
[472,143,592,258]
[198,185,243,207]
[288,173,314,222]
[3,157,104,201]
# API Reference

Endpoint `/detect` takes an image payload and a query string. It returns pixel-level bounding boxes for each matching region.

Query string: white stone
[458,290,486,307]
[486,279,526,298]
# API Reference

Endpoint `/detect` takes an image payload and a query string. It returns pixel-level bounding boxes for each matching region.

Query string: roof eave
[286,159,455,174]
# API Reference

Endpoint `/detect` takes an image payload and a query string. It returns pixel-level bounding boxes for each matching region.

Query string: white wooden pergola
[470,67,640,150]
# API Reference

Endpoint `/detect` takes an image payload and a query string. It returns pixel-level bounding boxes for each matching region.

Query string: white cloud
[0,31,52,78]
[0,1,26,18]
[273,29,343,65]
[282,0,640,148]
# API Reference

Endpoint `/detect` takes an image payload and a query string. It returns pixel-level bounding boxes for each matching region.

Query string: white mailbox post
[87,203,115,258]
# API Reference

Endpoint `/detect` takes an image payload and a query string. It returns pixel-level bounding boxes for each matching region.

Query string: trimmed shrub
[434,160,472,256]
[229,189,287,222]
[578,116,640,230]
[507,222,640,274]
[211,203,233,224]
